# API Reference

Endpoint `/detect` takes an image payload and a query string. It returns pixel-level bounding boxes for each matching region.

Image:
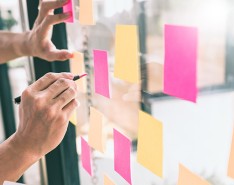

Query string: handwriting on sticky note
[3,182,25,185]
[93,50,110,98]
[228,129,234,178]
[63,0,74,23]
[81,137,92,176]
[164,24,198,102]
[79,0,95,25]
[178,164,210,185]
[137,111,163,177]
[104,174,115,185]
[88,107,106,153]
[114,129,132,184]
[114,25,140,84]
[71,52,87,93]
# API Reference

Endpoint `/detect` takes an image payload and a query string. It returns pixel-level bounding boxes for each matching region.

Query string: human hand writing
[14,72,79,158]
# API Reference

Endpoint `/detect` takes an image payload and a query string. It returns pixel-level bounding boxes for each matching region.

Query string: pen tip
[80,73,88,78]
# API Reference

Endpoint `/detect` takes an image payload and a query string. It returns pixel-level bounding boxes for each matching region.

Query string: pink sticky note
[114,129,132,184]
[164,24,198,102]
[81,137,92,176]
[93,50,110,98]
[63,0,74,23]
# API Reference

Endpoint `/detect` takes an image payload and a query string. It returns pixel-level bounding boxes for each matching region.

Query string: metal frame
[26,1,81,184]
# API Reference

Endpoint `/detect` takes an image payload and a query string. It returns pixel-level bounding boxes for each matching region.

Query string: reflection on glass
[146,0,229,92]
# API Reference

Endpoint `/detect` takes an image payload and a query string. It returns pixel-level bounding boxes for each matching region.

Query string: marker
[14,73,87,104]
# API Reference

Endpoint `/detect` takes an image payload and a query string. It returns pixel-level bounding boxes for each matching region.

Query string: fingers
[63,99,79,119]
[39,13,71,39]
[37,0,69,24]
[45,49,74,62]
[31,72,74,91]
[46,78,76,99]
[53,84,78,109]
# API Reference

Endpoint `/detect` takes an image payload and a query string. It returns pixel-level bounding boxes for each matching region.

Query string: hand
[25,0,73,61]
[14,72,79,158]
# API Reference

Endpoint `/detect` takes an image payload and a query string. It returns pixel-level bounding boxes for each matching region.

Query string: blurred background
[0,0,234,185]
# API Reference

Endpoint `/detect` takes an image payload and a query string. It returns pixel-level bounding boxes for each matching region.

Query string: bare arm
[0,134,39,183]
[0,31,30,63]
[0,72,78,183]
[0,0,73,64]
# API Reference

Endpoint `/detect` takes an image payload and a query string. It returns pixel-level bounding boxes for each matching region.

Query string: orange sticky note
[88,107,106,153]
[71,52,87,93]
[114,25,140,84]
[79,0,95,25]
[69,110,77,126]
[137,111,163,177]
[104,174,115,185]
[178,164,210,185]
[228,129,234,178]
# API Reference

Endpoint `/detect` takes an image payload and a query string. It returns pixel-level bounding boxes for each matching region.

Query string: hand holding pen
[14,73,87,104]
[14,72,86,160]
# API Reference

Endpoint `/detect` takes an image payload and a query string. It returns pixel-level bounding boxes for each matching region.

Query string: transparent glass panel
[67,0,234,185]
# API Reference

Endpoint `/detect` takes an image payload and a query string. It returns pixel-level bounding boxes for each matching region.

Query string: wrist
[0,134,40,182]
[14,31,33,57]
[10,132,41,162]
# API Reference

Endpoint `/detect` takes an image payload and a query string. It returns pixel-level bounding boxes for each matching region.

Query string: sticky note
[93,50,110,98]
[79,0,95,25]
[88,107,106,153]
[114,25,140,84]
[114,129,132,184]
[69,110,77,126]
[104,174,115,185]
[137,111,163,177]
[164,24,198,102]
[228,129,234,178]
[63,0,74,23]
[81,137,92,176]
[71,52,87,93]
[3,182,25,185]
[178,164,210,185]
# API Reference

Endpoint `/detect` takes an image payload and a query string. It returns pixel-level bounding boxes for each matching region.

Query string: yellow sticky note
[114,25,140,84]
[88,107,105,153]
[69,110,77,126]
[178,164,210,185]
[137,110,163,177]
[79,0,95,25]
[104,174,115,185]
[228,129,234,178]
[71,52,87,93]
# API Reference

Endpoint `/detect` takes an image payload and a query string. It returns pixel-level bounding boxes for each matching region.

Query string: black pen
[14,73,87,104]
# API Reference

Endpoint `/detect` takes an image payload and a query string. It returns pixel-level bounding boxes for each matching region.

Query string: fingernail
[75,99,81,108]
[63,72,74,79]
[66,52,73,58]
[64,11,72,18]
[61,0,69,4]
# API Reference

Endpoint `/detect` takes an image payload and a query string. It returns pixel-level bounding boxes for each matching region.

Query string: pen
[14,73,87,104]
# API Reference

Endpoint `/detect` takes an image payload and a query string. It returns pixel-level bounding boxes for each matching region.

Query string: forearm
[0,133,39,184]
[0,31,30,64]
